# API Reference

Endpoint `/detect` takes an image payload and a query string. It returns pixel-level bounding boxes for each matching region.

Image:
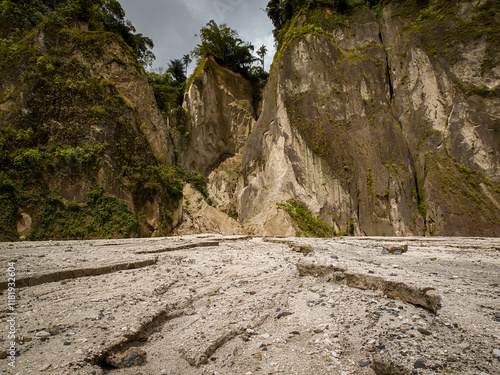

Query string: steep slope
[240,8,422,236]
[0,21,179,240]
[194,0,500,237]
[381,0,500,235]
[181,56,257,176]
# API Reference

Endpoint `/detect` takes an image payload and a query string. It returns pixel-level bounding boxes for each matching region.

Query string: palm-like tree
[168,59,186,82]
[257,45,267,70]
[182,54,192,76]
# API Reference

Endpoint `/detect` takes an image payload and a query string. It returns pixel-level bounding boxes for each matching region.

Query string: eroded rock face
[379,0,500,236]
[240,9,421,236]
[181,56,257,176]
[207,154,243,215]
[176,184,245,235]
[213,2,498,237]
[179,1,500,237]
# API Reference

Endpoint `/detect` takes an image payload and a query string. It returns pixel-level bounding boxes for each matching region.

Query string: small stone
[492,348,500,358]
[414,359,427,369]
[261,333,270,339]
[314,324,329,333]
[0,351,7,360]
[106,347,147,368]
[290,331,300,335]
[359,360,371,367]
[39,363,52,371]
[160,370,168,375]
[457,342,470,350]
[276,312,293,319]
[290,244,313,254]
[382,244,408,254]
[35,331,51,339]
[253,353,262,360]
[417,327,431,336]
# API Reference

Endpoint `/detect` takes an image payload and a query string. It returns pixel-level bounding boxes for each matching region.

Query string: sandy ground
[0,235,499,375]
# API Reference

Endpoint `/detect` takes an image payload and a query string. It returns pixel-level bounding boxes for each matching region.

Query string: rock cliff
[184,0,500,237]
[181,56,257,176]
[0,21,179,240]
[2,0,499,240]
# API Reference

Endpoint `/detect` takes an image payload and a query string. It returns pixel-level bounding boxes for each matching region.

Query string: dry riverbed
[0,236,499,375]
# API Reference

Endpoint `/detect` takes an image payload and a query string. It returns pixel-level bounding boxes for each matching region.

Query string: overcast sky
[118,0,276,74]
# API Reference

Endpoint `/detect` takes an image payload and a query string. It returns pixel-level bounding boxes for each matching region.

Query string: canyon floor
[1,236,499,375]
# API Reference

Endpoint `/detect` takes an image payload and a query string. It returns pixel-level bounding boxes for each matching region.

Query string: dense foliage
[0,0,189,241]
[265,0,430,42]
[278,199,342,237]
[192,20,256,73]
[266,0,357,35]
[147,71,183,112]
[0,0,154,65]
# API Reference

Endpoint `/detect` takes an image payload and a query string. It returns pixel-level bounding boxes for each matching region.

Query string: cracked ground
[1,235,499,375]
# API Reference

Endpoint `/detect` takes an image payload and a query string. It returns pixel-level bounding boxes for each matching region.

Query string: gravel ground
[0,236,499,375]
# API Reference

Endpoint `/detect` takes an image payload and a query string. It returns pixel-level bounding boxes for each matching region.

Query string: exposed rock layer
[183,0,500,237]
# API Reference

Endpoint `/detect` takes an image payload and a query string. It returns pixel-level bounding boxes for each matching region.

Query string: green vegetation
[192,20,256,73]
[0,2,189,241]
[147,69,185,120]
[266,0,385,45]
[393,0,499,77]
[185,171,209,198]
[417,201,427,220]
[267,0,353,35]
[168,59,187,83]
[457,83,499,98]
[278,198,339,237]
[0,0,154,66]
[223,209,238,220]
[185,56,208,91]
[29,185,138,241]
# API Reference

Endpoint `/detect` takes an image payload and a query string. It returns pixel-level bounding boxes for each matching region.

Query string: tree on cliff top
[168,59,187,83]
[191,20,256,72]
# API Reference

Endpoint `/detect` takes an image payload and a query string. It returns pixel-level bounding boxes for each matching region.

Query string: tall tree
[257,45,267,70]
[182,54,192,76]
[168,59,186,83]
[192,20,256,72]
